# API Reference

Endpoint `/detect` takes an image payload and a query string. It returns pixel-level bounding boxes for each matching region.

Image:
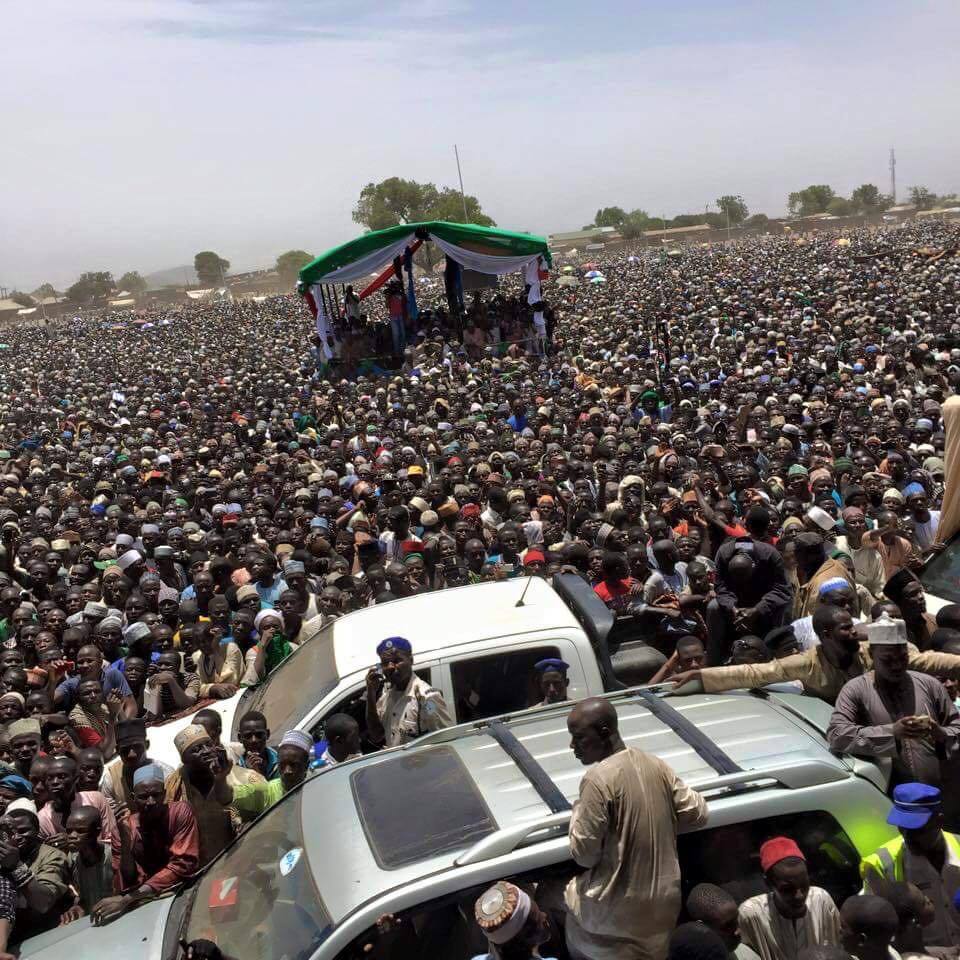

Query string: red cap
[523,550,546,566]
[760,837,805,872]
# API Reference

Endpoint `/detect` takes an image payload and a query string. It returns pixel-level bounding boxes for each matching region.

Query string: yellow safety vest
[860,833,960,884]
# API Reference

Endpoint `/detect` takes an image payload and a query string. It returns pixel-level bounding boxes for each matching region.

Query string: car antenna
[515,575,535,607]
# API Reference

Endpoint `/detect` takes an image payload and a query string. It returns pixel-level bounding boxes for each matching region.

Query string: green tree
[353,177,439,231]
[117,271,148,295]
[745,213,770,229]
[31,283,59,300]
[668,214,708,228]
[66,271,115,304]
[909,186,937,210]
[352,177,495,231]
[430,187,495,227]
[353,178,495,269]
[827,197,854,216]
[9,292,33,307]
[194,251,230,287]
[851,183,882,212]
[594,206,627,229]
[787,185,836,216]
[716,195,748,225]
[276,250,314,287]
[620,210,652,239]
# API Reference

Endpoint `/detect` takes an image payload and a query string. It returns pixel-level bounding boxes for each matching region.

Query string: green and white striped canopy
[299,221,551,287]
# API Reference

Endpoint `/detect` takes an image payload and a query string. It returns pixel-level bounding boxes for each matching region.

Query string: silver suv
[22,687,898,960]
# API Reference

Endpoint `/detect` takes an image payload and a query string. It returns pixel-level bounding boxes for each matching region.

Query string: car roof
[302,689,852,923]
[330,577,580,677]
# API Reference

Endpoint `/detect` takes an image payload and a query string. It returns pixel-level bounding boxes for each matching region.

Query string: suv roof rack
[453,757,849,867]
[487,720,571,814]
[632,689,742,776]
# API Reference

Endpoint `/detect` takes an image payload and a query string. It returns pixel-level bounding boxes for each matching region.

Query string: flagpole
[454,144,469,222]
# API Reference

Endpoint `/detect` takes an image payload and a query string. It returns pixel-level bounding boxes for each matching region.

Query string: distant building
[142,288,185,305]
[884,204,917,219]
[0,299,25,324]
[548,226,619,251]
[226,269,285,297]
[641,223,713,241]
[916,207,960,221]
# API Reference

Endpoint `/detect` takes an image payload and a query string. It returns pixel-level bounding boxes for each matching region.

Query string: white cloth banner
[317,233,416,285]
[429,235,541,278]
[524,257,543,306]
[309,283,337,360]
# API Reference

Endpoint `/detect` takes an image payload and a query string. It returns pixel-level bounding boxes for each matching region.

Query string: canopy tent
[299,220,551,288]
[299,221,552,367]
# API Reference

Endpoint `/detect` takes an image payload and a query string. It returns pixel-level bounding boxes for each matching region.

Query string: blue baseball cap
[887,782,941,829]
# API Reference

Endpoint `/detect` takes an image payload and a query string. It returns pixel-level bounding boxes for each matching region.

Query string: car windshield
[242,621,339,740]
[921,535,960,604]
[179,790,333,960]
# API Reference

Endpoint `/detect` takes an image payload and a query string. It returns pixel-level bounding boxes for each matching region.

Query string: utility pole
[889,147,897,204]
[454,144,469,222]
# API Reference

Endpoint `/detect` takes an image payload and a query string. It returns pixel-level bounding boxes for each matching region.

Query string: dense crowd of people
[0,221,958,957]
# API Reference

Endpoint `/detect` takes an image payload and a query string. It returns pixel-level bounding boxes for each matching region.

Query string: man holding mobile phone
[366,637,452,748]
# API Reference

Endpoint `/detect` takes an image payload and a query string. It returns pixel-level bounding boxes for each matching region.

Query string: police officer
[532,658,571,707]
[365,637,452,747]
[861,783,960,950]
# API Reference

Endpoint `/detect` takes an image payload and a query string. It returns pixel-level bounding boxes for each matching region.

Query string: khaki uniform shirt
[376,674,452,747]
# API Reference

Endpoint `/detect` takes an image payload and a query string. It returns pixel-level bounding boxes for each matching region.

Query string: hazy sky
[2,0,958,291]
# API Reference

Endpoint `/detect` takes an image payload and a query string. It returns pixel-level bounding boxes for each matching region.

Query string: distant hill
[144,264,197,288]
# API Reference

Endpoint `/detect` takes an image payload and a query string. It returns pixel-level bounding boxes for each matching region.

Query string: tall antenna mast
[889,147,896,204]
[454,144,469,222]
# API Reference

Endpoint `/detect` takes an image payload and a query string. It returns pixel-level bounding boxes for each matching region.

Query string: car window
[332,860,577,960]
[310,668,434,752]
[351,745,497,870]
[449,646,560,722]
[921,535,960,604]
[242,621,339,743]
[677,810,862,906]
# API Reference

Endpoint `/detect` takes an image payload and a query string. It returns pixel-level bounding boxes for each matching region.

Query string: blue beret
[534,658,570,674]
[377,636,412,656]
